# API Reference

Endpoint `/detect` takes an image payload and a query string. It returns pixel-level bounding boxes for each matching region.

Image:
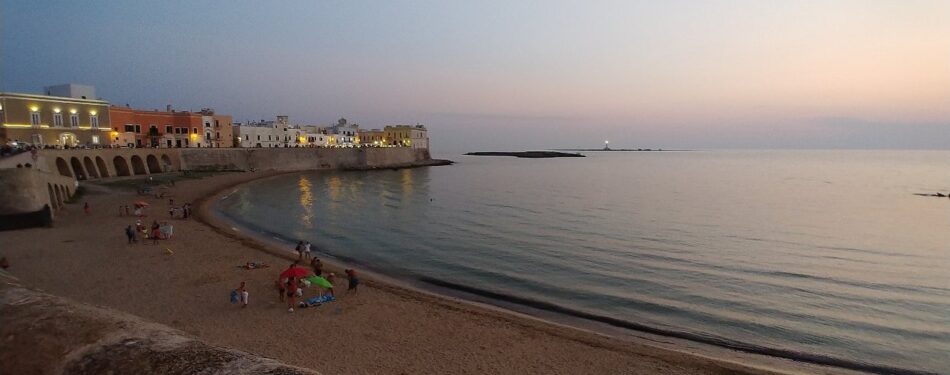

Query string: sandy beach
[1,170,858,375]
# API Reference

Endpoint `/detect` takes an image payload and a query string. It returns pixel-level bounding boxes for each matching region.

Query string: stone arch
[70,157,87,180]
[113,156,131,176]
[83,157,100,179]
[56,157,73,177]
[47,183,57,210]
[55,185,64,208]
[160,154,172,172]
[96,156,110,178]
[146,154,161,174]
[130,155,147,175]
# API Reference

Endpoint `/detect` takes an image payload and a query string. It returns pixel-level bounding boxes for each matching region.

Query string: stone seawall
[0,271,321,375]
[0,168,76,215]
[179,147,431,172]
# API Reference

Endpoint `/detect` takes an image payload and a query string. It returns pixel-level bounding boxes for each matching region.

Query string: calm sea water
[217,150,950,374]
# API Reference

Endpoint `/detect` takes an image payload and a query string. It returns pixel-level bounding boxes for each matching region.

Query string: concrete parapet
[179,147,430,172]
[0,272,321,375]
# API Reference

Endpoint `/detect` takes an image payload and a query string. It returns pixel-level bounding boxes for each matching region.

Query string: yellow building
[0,91,111,148]
[358,129,386,146]
[384,125,428,149]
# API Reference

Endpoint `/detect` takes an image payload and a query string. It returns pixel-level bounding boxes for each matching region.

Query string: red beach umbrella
[280,266,310,279]
[134,201,150,207]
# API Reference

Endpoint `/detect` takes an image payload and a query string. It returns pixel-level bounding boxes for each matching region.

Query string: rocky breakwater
[0,271,320,375]
[465,151,585,158]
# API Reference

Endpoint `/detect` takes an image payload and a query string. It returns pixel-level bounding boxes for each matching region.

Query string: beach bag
[230,290,239,303]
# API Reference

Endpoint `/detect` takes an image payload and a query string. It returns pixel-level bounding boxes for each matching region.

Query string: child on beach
[286,277,298,312]
[345,269,360,294]
[310,257,323,276]
[235,281,248,307]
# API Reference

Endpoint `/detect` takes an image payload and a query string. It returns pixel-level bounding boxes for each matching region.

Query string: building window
[215,132,220,139]
[31,111,41,126]
[165,125,172,134]
[215,120,219,127]
[90,115,99,129]
[70,114,79,128]
[204,121,211,128]
[53,113,64,127]
[245,135,249,140]
[91,135,100,144]
[125,125,135,132]
[192,128,198,134]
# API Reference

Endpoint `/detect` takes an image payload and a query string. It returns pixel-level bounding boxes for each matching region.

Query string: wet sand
[1,171,857,374]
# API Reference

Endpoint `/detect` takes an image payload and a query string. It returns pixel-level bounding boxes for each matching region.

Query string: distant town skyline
[3,0,949,152]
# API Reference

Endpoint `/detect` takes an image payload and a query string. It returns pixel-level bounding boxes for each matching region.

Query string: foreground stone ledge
[0,272,319,375]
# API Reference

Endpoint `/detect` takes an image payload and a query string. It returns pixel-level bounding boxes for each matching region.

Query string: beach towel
[305,295,336,305]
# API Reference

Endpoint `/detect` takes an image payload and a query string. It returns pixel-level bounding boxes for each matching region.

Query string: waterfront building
[234,115,291,148]
[199,109,234,148]
[291,125,330,147]
[109,105,204,148]
[0,85,111,148]
[384,125,428,149]
[326,118,359,147]
[358,129,386,146]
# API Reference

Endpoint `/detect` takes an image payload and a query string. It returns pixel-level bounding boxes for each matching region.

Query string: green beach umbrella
[307,276,333,289]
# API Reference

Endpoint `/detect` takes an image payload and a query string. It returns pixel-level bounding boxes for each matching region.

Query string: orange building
[109,106,212,148]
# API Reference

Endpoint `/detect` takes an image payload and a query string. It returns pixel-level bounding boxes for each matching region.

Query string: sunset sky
[3,1,948,151]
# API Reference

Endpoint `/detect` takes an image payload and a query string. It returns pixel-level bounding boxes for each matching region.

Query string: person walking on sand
[125,225,136,244]
[303,241,312,260]
[151,221,161,244]
[83,202,90,215]
[295,241,304,260]
[235,281,249,308]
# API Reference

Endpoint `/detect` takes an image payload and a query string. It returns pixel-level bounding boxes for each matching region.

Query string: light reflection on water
[218,151,950,374]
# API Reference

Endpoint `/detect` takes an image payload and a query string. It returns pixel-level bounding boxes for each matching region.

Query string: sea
[215,150,950,374]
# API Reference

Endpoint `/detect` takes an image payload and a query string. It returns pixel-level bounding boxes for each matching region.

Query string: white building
[234,115,291,148]
[291,125,331,147]
[326,118,359,147]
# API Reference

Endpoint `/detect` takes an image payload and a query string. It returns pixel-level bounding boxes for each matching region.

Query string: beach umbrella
[280,266,310,279]
[134,201,150,207]
[306,276,334,289]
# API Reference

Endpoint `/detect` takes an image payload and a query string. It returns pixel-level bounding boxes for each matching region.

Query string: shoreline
[2,169,864,375]
[199,170,875,375]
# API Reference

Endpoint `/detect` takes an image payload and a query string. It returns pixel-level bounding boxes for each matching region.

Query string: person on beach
[125,225,136,244]
[310,257,323,276]
[124,205,131,216]
[83,202,90,215]
[345,269,360,294]
[295,241,304,260]
[303,241,312,260]
[0,256,8,270]
[235,281,248,308]
[277,279,286,302]
[286,277,297,312]
[325,273,336,297]
[151,221,161,244]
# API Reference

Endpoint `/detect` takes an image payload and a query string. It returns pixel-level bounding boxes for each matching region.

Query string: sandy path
[0,171,846,375]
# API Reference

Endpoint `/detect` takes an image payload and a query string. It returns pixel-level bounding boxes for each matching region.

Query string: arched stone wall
[56,158,73,177]
[95,156,110,178]
[47,183,56,210]
[113,156,131,177]
[161,154,172,172]
[146,155,161,174]
[69,157,87,181]
[130,155,147,175]
[83,157,100,179]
